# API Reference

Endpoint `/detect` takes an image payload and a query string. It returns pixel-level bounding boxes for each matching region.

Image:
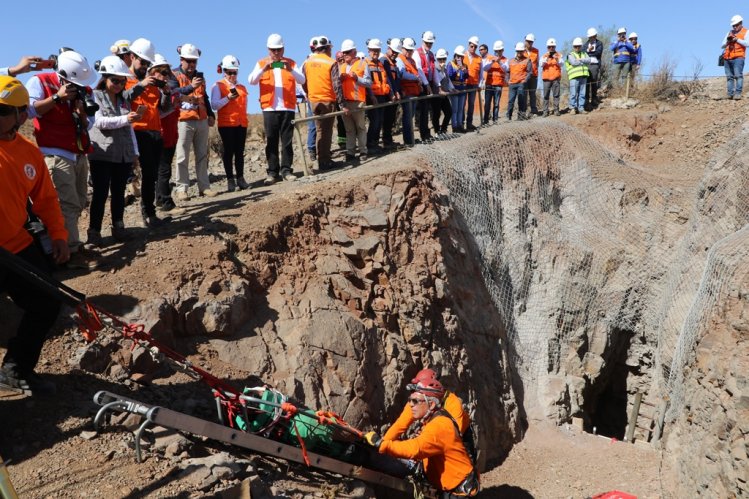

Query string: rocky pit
[2,82,748,498]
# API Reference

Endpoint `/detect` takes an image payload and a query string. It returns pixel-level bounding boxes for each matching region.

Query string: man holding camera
[585,28,604,110]
[173,43,216,200]
[124,39,173,228]
[26,49,98,268]
[722,15,748,100]
[0,75,70,395]
[249,34,306,184]
[610,28,635,86]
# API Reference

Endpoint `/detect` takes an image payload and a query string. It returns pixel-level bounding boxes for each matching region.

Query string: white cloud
[462,0,507,38]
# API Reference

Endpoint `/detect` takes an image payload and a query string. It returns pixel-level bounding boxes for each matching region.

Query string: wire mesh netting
[420,121,749,420]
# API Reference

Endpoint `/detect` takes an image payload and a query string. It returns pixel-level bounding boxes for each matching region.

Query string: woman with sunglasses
[85,56,141,247]
[211,55,248,191]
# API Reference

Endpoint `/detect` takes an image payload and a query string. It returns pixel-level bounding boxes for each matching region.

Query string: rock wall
[115,168,522,466]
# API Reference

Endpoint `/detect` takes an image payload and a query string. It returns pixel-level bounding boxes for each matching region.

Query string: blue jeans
[484,86,503,122]
[450,93,466,129]
[401,98,416,145]
[725,57,745,97]
[507,83,526,119]
[305,101,316,153]
[464,84,477,127]
[569,77,587,111]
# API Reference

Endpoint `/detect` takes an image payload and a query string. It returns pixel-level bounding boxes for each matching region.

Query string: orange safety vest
[367,57,391,96]
[216,79,248,127]
[125,77,162,132]
[463,53,482,85]
[485,55,507,87]
[174,70,208,121]
[304,52,336,102]
[398,53,422,97]
[526,47,540,76]
[257,56,298,111]
[725,27,748,60]
[541,52,562,81]
[340,58,367,102]
[509,57,530,85]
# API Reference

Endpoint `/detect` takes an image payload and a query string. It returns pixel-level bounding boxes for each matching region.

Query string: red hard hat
[414,378,445,399]
[411,368,438,384]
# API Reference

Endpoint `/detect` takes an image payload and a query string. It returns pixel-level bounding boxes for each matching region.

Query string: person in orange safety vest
[524,34,540,118]
[541,38,563,117]
[364,377,479,497]
[212,55,249,192]
[338,39,371,162]
[0,76,70,396]
[249,34,306,184]
[722,15,749,99]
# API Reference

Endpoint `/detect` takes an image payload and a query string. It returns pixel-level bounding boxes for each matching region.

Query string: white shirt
[248,61,305,112]
[414,46,434,85]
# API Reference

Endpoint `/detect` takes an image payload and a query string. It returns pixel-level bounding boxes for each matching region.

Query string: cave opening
[587,328,636,440]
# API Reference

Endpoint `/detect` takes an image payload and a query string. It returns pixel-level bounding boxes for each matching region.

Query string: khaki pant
[45,154,89,250]
[175,119,210,193]
[341,100,367,156]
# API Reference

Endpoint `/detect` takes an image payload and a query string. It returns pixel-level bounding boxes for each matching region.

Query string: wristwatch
[52,94,61,104]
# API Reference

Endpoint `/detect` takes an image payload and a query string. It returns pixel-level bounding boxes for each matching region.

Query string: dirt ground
[1,78,741,498]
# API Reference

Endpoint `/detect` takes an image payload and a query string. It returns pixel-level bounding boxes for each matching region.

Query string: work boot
[200,189,218,198]
[554,110,561,116]
[227,178,236,192]
[542,111,549,117]
[734,94,743,100]
[236,176,250,190]
[0,364,29,393]
[264,175,278,186]
[144,215,169,228]
[111,221,130,242]
[175,191,189,201]
[84,229,103,249]
[284,172,296,182]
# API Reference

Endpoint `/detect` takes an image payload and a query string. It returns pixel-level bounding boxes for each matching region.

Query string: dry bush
[636,56,706,102]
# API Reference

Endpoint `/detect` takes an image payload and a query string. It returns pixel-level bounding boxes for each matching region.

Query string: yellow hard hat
[0,76,29,107]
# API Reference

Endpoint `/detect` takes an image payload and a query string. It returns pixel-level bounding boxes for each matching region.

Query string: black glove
[364,431,383,448]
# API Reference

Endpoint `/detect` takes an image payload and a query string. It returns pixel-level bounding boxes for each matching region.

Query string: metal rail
[92,391,410,492]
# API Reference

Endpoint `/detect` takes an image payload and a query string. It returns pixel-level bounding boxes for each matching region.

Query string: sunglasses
[224,70,238,75]
[408,397,425,405]
[109,77,127,85]
[270,48,283,52]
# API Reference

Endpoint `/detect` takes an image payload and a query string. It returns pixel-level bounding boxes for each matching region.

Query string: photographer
[722,15,748,100]
[541,39,563,117]
[173,43,217,199]
[123,38,173,228]
[0,76,69,396]
[85,56,140,247]
[610,27,635,86]
[26,49,98,269]
[211,55,249,191]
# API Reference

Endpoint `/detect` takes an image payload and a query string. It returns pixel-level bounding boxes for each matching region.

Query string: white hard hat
[341,39,356,52]
[151,53,170,68]
[454,45,466,57]
[177,43,201,60]
[422,31,436,43]
[401,37,417,51]
[130,38,156,63]
[617,27,627,35]
[731,15,744,25]
[587,28,598,37]
[356,51,365,59]
[96,55,131,77]
[573,37,584,46]
[110,39,131,56]
[436,48,448,59]
[267,34,284,49]
[367,38,382,50]
[546,38,557,47]
[388,38,402,53]
[514,42,525,51]
[56,50,96,86]
[221,55,240,70]
[525,33,535,42]
[493,41,504,51]
[468,35,479,46]
[628,32,638,39]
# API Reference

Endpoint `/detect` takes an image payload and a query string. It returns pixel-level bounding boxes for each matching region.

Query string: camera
[195,71,204,79]
[152,78,166,88]
[230,87,239,96]
[69,82,99,116]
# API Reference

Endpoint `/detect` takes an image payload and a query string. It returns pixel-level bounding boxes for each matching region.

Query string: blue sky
[4,1,734,112]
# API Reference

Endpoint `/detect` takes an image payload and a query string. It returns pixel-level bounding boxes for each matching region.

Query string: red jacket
[33,72,92,154]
